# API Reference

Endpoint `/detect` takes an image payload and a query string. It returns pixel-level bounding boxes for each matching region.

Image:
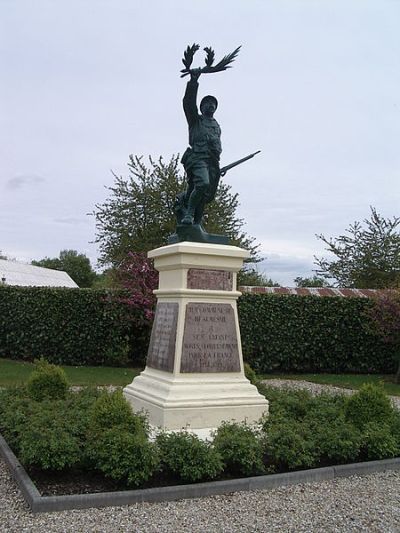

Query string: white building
[0,259,78,288]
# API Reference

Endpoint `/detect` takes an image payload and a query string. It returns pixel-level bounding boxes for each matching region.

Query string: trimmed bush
[92,429,160,487]
[344,383,396,429]
[88,389,147,436]
[27,359,69,401]
[264,420,319,471]
[0,387,32,450]
[238,294,397,373]
[0,286,149,366]
[18,400,82,470]
[1,287,397,372]
[212,422,265,476]
[312,418,362,463]
[156,431,223,483]
[360,422,399,460]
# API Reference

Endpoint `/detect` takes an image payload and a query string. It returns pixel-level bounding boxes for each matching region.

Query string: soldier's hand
[190,68,202,81]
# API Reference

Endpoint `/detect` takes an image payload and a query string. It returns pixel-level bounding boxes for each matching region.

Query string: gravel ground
[1,458,399,532]
[1,379,399,531]
[262,379,400,409]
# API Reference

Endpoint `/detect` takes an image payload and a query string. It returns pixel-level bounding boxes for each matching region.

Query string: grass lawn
[0,358,142,387]
[260,373,400,396]
[1,358,399,396]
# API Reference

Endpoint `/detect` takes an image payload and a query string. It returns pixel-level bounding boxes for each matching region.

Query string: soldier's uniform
[181,79,222,224]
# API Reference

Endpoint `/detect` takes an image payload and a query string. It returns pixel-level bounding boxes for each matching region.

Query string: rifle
[219,150,261,177]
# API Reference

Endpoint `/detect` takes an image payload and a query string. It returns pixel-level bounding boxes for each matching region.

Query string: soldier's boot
[181,186,206,225]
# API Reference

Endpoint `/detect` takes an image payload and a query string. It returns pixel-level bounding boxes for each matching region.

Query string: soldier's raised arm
[183,68,201,126]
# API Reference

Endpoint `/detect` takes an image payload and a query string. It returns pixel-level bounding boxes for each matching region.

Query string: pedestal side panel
[146,302,178,372]
[180,303,240,373]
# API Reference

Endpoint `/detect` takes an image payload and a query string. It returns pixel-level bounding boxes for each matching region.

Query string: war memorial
[123,45,268,435]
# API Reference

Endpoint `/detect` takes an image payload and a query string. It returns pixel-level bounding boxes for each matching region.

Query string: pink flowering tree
[367,290,400,383]
[117,252,158,324]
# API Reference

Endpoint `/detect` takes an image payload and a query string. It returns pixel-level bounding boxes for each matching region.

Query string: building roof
[239,286,379,297]
[0,259,78,288]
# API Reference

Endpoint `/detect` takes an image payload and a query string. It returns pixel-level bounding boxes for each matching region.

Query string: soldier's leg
[181,164,209,225]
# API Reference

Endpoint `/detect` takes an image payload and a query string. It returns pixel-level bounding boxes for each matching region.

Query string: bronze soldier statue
[180,67,221,225]
[169,44,259,245]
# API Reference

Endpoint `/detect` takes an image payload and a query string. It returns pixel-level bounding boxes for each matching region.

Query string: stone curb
[1,433,399,514]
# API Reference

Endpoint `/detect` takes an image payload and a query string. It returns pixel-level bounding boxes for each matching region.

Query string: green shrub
[360,422,399,460]
[212,422,265,476]
[156,431,223,483]
[88,389,147,436]
[244,363,257,385]
[1,286,397,372]
[264,419,319,471]
[26,359,69,401]
[312,418,362,463]
[264,387,314,423]
[0,387,32,450]
[0,286,149,366]
[92,429,159,487]
[344,383,396,429]
[262,389,361,468]
[238,293,396,373]
[18,400,82,470]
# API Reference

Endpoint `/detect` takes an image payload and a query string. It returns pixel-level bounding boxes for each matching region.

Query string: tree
[238,267,280,287]
[314,207,400,288]
[294,276,330,288]
[366,290,400,383]
[32,250,97,288]
[93,155,260,268]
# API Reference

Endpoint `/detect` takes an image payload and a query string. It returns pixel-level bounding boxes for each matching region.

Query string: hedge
[0,286,396,373]
[0,286,150,366]
[238,294,397,374]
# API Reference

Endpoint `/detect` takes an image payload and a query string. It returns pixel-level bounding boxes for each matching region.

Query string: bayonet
[219,150,261,177]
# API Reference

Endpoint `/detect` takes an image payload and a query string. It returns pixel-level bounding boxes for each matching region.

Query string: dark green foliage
[0,387,32,450]
[88,389,148,437]
[93,155,260,268]
[156,431,223,483]
[18,400,82,470]
[264,419,319,470]
[311,418,362,463]
[32,249,97,288]
[0,286,149,366]
[262,386,363,470]
[294,276,330,288]
[27,359,69,401]
[212,422,265,476]
[315,207,400,289]
[239,294,397,373]
[244,363,257,385]
[360,422,399,460]
[238,268,279,287]
[0,388,103,471]
[344,383,396,429]
[1,286,397,373]
[92,429,159,487]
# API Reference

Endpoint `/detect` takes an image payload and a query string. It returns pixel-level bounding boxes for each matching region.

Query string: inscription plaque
[147,302,178,372]
[187,269,233,291]
[180,303,240,373]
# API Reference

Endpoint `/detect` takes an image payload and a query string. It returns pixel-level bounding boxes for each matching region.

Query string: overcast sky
[1,1,399,285]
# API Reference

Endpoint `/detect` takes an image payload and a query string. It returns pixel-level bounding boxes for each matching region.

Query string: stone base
[124,366,268,431]
[123,242,269,432]
[168,224,229,245]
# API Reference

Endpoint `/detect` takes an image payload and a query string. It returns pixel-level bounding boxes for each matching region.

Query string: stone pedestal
[123,242,268,434]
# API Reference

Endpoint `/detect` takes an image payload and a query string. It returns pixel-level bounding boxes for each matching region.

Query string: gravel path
[1,380,400,531]
[262,379,400,409]
[1,458,399,532]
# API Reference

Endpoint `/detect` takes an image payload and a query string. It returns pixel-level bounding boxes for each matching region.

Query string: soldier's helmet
[200,95,218,112]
